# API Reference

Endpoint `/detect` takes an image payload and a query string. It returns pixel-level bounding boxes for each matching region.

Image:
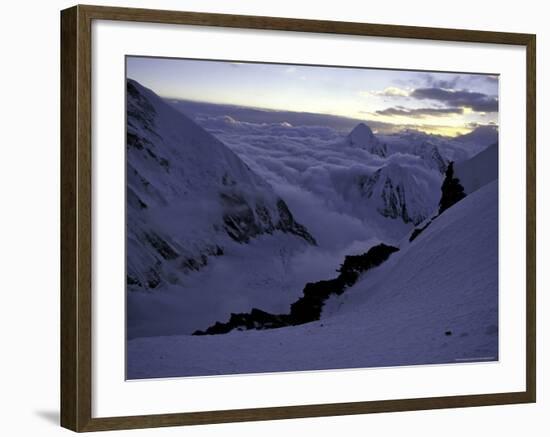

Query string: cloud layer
[174,105,452,250]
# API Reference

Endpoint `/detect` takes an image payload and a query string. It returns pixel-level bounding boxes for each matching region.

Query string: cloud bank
[410,87,499,112]
[375,106,465,118]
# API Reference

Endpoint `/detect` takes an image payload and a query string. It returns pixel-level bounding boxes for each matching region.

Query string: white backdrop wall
[0,0,545,436]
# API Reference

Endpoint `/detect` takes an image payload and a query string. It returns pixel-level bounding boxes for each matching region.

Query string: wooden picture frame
[60,4,536,432]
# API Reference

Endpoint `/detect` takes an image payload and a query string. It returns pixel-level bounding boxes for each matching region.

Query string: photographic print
[125,56,499,380]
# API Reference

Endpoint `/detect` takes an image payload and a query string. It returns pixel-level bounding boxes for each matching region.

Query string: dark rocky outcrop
[359,165,431,226]
[275,199,317,246]
[362,169,413,222]
[126,243,224,289]
[439,161,466,214]
[409,162,466,244]
[193,243,399,335]
[197,309,293,335]
[143,231,179,260]
[221,194,317,246]
[379,178,411,222]
[413,142,448,174]
[409,220,432,242]
[408,161,468,245]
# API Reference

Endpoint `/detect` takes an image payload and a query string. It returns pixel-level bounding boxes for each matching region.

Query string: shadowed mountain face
[358,162,441,225]
[344,122,387,157]
[126,79,316,290]
[413,142,448,174]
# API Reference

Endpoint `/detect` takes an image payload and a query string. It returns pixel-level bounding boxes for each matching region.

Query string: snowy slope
[126,79,315,291]
[127,180,498,378]
[454,143,498,194]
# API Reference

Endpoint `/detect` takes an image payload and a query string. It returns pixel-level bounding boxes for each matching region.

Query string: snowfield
[127,180,498,379]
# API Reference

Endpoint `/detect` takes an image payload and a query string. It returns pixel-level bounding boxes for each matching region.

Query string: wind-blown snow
[127,181,498,378]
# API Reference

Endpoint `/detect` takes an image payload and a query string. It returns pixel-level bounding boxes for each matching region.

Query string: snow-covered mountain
[127,179,498,378]
[380,127,496,163]
[412,141,448,173]
[323,123,445,227]
[126,79,316,291]
[335,124,498,227]
[342,122,387,157]
[381,129,463,162]
[358,162,441,225]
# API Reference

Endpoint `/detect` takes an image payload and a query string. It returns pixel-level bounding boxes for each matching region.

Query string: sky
[127,56,499,137]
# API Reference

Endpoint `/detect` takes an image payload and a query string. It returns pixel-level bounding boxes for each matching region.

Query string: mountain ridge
[126,79,316,291]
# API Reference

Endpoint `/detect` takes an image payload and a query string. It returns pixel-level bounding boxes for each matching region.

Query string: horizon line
[159,93,499,138]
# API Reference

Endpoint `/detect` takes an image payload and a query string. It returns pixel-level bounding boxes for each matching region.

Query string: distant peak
[346,123,386,156]
[350,122,375,139]
[348,123,376,145]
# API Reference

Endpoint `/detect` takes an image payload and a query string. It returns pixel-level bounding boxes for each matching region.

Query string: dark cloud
[375,106,464,118]
[466,121,499,129]
[424,74,460,89]
[421,73,499,90]
[410,87,498,112]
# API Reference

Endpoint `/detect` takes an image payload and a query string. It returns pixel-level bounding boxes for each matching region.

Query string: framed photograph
[60,4,536,432]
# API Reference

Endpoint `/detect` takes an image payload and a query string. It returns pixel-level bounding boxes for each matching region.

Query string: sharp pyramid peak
[346,122,386,157]
[349,122,375,141]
